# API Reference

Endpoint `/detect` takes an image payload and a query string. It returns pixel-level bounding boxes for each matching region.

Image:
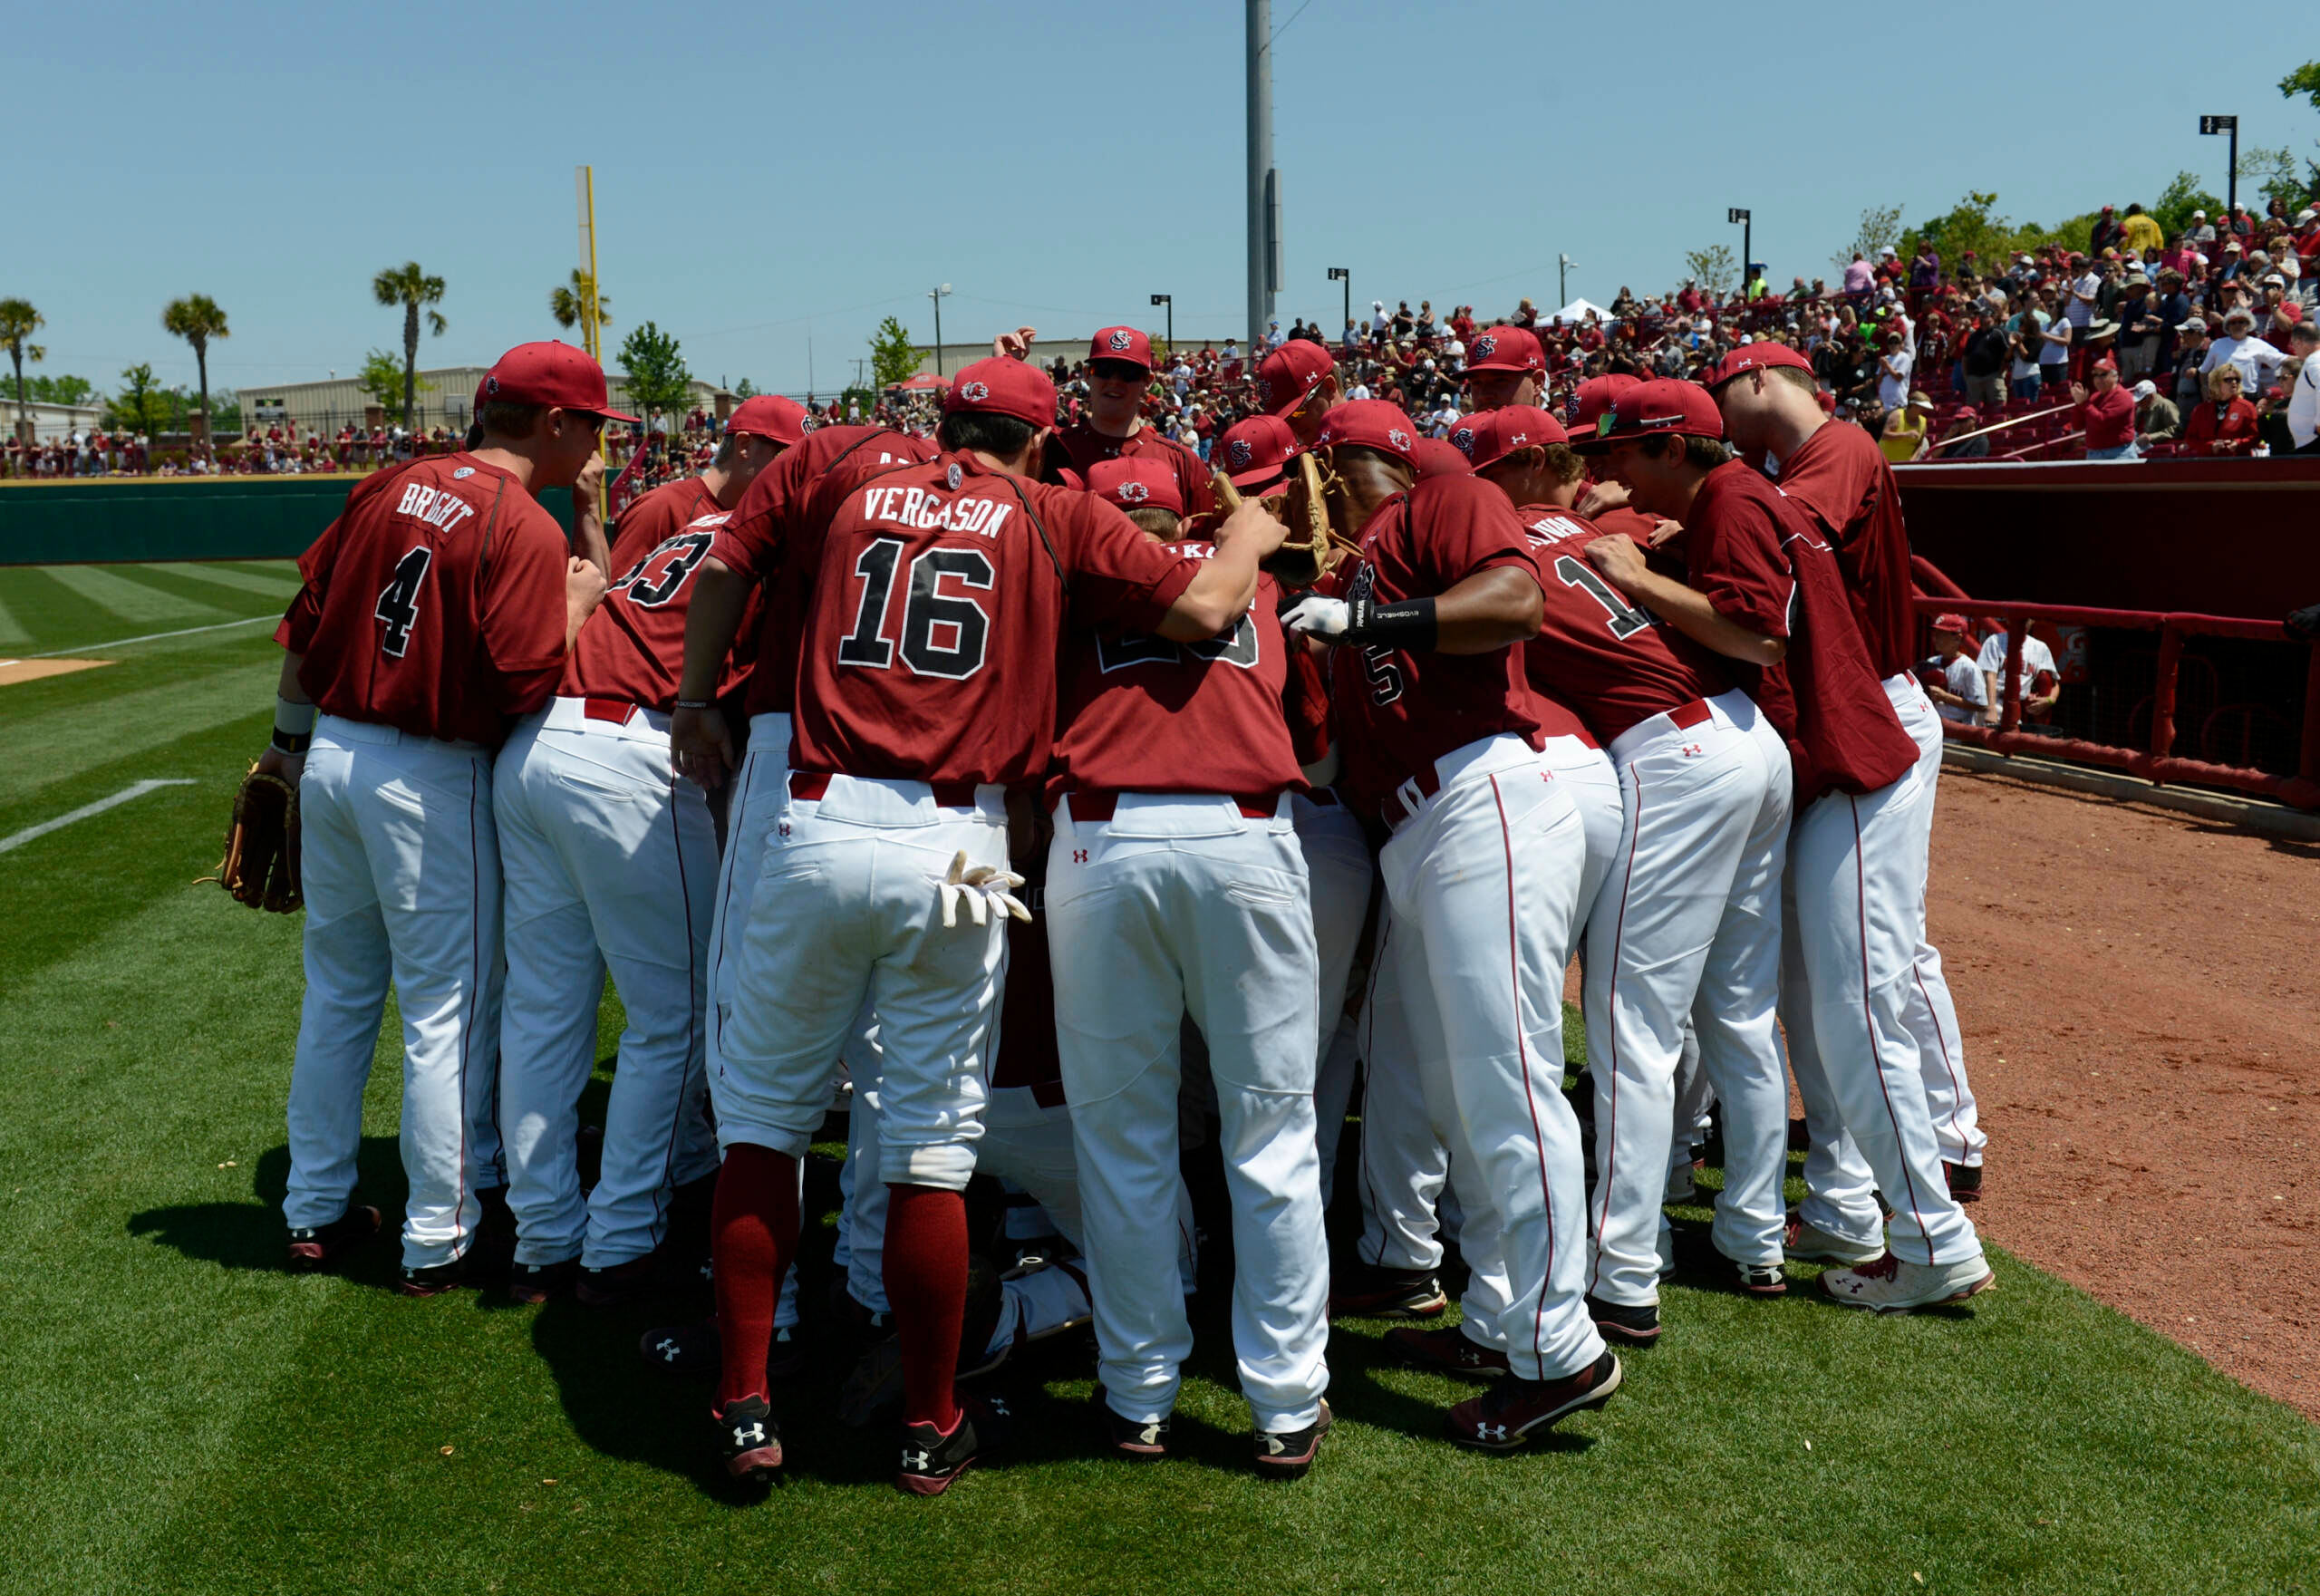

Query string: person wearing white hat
[2131,377,2180,447]
[2200,305,2288,392]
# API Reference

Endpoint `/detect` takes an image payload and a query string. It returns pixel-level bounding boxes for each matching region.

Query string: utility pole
[1558,253,1575,307]
[1328,266,1349,338]
[1151,293,1173,355]
[1728,208,1752,294]
[2200,114,2238,218]
[1246,0,1279,349]
[929,284,952,379]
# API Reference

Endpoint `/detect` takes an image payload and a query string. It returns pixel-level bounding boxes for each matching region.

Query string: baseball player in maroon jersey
[268,342,620,1293]
[1043,455,1333,1476]
[1704,344,1985,1213]
[1449,405,1794,1350]
[1039,326,1215,519]
[490,394,805,1305]
[1462,325,1548,412]
[1575,380,1993,1313]
[1252,339,1340,448]
[685,359,1286,1493]
[1281,400,1620,1450]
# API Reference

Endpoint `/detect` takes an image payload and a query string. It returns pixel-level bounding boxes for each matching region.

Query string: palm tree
[372,262,448,429]
[161,294,229,458]
[548,270,612,342]
[0,298,44,442]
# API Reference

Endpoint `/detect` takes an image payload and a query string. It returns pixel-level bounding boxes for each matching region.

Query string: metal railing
[1911,595,2320,809]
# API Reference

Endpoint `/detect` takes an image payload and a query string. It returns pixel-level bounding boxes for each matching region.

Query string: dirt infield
[0,659,109,687]
[1928,763,2319,1418]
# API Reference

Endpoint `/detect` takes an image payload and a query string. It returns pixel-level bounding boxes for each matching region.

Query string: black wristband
[1342,595,1438,650]
[270,729,312,754]
[673,699,713,711]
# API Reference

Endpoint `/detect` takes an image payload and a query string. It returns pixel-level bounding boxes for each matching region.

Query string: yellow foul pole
[576,165,607,510]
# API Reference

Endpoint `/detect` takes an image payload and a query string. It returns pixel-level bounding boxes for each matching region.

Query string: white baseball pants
[1374,735,1605,1384]
[284,715,504,1270]
[1048,792,1329,1433]
[1583,692,1793,1307]
[712,773,1009,1192]
[493,701,720,1270]
[1888,674,1984,1169]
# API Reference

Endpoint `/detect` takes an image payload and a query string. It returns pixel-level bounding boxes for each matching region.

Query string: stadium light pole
[1328,267,1349,339]
[1728,208,1752,294]
[1558,253,1575,307]
[1151,293,1173,355]
[2199,115,2238,218]
[928,284,952,380]
[1247,0,1279,348]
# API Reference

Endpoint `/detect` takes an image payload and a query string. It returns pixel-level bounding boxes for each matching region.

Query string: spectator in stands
[1937,407,1995,458]
[2183,364,2261,455]
[2172,316,2212,407]
[2115,275,2164,381]
[2203,305,2288,392]
[2132,379,2181,448]
[1960,311,2010,408]
[2038,292,2074,394]
[2007,302,2049,401]
[2120,203,2165,256]
[1876,329,1914,411]
[2287,323,2320,451]
[1880,390,1933,463]
[1977,624,2061,726]
[1925,615,1989,723]
[2259,276,2305,348]
[2071,357,2139,459]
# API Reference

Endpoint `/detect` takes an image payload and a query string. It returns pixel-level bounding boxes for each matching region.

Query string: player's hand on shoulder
[670,705,735,790]
[1584,531,1647,585]
[1646,517,1685,549]
[1576,480,1630,518]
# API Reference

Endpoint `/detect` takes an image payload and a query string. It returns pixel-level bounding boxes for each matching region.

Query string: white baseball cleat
[1819,1253,1996,1313]
[1783,1214,1886,1266]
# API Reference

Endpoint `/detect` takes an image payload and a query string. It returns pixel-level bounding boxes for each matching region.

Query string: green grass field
[1,560,2314,1595]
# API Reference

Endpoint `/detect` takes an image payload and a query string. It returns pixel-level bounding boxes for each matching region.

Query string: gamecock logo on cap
[1473,335,1496,360]
[1450,427,1475,456]
[962,381,991,402]
[1388,429,1412,450]
[1117,480,1150,504]
[946,463,962,489]
[1227,439,1253,469]
[1258,380,1277,405]
[1107,330,1134,353]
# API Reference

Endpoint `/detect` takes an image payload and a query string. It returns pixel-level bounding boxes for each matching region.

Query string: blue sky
[7,1,2313,400]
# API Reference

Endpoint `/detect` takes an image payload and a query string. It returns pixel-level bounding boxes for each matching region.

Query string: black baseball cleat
[1585,1294,1662,1348]
[398,1260,471,1298]
[1092,1385,1171,1461]
[285,1204,380,1273]
[1386,1322,1509,1378]
[1329,1262,1448,1319]
[713,1395,783,1484]
[1447,1351,1623,1451]
[1252,1399,1332,1480]
[575,1250,665,1307]
[1944,1161,1985,1203]
[508,1258,579,1304]
[896,1393,1013,1497]
[1735,1262,1788,1297]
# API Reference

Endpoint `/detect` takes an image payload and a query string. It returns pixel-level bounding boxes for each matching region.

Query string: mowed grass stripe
[0,586,31,647]
[38,565,232,626]
[0,645,277,810]
[141,561,305,600]
[0,566,142,653]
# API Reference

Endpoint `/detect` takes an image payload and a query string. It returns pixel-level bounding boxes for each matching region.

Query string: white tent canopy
[1546,297,1612,324]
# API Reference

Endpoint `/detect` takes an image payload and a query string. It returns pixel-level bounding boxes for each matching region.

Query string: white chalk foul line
[28,614,276,658]
[0,779,198,855]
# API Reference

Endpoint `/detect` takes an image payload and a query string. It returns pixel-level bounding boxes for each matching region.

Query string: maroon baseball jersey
[1325,473,1548,822]
[710,426,939,718]
[277,455,568,747]
[1049,560,1302,806]
[1685,463,1916,806]
[788,451,1201,787]
[1514,506,1731,744]
[562,475,759,708]
[1771,420,1914,681]
[1044,421,1218,519]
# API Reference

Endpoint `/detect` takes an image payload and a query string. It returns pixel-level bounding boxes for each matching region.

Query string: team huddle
[253,320,1990,1497]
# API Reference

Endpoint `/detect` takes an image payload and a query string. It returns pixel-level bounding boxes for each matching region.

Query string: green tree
[372,262,448,430]
[1832,204,1905,273]
[868,315,919,390]
[2150,171,2226,237]
[616,321,693,431]
[355,347,429,421]
[2236,144,2306,207]
[731,376,758,399]
[2280,59,2320,110]
[106,363,169,439]
[547,269,612,339]
[1,296,44,437]
[160,294,228,454]
[1681,245,1736,297]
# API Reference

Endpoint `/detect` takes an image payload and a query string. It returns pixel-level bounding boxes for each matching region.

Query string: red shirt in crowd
[788,450,1200,786]
[276,456,568,747]
[1684,463,1916,806]
[2182,397,2260,456]
[1049,557,1301,807]
[1515,507,1731,745]
[2077,384,2137,450]
[563,475,759,711]
[1771,419,1915,681]
[710,426,939,718]
[1325,473,1548,821]
[1044,420,1218,520]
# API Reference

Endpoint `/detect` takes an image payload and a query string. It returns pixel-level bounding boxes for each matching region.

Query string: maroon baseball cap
[1088,326,1155,370]
[1464,325,1544,375]
[725,394,808,447]
[1570,373,1642,433]
[1214,413,1299,487]
[480,341,640,423]
[1571,378,1726,452]
[1453,405,1569,473]
[1085,457,1184,516]
[1409,438,1475,481]
[1254,340,1336,416]
[1701,341,1813,391]
[1933,612,1972,634]
[943,357,1058,429]
[1313,399,1421,466]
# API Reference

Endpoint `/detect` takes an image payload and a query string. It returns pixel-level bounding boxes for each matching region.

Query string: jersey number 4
[1553,555,1651,640]
[837,535,994,680]
[374,545,432,659]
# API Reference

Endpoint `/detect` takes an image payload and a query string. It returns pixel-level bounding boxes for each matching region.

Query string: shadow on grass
[126,1136,411,1293]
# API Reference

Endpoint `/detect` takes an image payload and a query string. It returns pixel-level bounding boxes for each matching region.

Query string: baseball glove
[1210,452,1358,589]
[205,763,303,913]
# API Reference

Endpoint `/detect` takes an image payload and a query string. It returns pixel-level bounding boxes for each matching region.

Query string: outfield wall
[0,478,578,566]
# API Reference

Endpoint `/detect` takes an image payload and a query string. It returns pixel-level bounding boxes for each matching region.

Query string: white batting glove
[938,850,1033,928]
[1281,595,1351,640]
